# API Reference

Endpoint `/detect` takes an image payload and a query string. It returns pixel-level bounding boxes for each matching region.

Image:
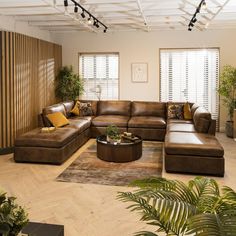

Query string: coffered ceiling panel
[0,0,235,33]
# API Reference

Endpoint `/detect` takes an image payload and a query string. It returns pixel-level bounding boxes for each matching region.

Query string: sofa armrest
[208,119,216,135]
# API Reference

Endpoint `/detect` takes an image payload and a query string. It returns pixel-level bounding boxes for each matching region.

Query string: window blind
[160,48,219,124]
[79,53,119,100]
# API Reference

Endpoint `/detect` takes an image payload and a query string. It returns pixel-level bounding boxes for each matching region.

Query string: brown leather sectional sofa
[14,100,224,176]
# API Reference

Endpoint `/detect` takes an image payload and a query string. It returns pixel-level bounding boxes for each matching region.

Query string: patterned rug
[56,141,163,186]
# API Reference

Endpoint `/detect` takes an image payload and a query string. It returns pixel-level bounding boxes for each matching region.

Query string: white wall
[0,15,53,42]
[52,29,236,130]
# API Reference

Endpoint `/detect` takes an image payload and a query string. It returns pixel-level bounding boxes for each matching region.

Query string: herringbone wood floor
[0,133,235,236]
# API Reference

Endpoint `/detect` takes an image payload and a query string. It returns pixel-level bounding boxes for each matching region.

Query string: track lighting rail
[64,0,108,33]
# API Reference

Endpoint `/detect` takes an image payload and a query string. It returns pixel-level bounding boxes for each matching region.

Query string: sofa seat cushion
[67,118,91,133]
[128,116,166,129]
[167,123,196,132]
[168,119,193,124]
[15,128,78,148]
[92,115,129,127]
[165,132,224,157]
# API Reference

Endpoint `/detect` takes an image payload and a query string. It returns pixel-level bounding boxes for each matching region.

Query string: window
[160,48,219,123]
[79,53,119,100]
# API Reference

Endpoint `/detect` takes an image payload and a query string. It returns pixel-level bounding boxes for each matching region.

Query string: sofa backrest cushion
[131,101,166,117]
[191,103,200,117]
[62,101,75,117]
[193,107,211,133]
[98,101,131,116]
[42,103,66,127]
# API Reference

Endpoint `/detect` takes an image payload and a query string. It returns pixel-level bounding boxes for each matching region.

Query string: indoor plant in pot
[218,65,236,138]
[0,190,28,236]
[55,65,84,101]
[118,176,236,236]
[106,125,121,143]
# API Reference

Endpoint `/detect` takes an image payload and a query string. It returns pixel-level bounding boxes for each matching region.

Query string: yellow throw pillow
[184,103,192,120]
[46,112,69,128]
[71,101,80,116]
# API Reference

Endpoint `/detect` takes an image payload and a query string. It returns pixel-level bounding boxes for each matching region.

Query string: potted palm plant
[118,176,236,236]
[218,65,236,138]
[0,190,28,236]
[106,125,121,143]
[55,65,84,101]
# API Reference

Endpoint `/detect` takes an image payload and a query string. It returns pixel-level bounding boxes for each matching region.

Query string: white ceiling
[0,0,235,33]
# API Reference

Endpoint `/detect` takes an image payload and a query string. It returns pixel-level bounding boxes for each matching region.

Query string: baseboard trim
[0,147,14,155]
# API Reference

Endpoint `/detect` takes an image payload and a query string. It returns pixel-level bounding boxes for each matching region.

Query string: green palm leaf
[118,177,236,236]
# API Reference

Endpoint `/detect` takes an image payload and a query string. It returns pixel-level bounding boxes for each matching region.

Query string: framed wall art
[131,63,148,83]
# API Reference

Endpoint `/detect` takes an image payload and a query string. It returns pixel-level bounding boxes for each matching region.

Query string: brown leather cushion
[191,103,200,116]
[15,128,78,148]
[92,115,129,127]
[193,107,211,133]
[97,101,131,116]
[168,119,193,124]
[128,116,166,128]
[167,123,196,132]
[131,101,166,117]
[67,118,91,133]
[42,104,66,127]
[165,132,224,157]
[62,101,75,117]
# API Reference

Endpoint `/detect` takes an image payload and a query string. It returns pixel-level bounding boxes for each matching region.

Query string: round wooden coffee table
[96,135,142,163]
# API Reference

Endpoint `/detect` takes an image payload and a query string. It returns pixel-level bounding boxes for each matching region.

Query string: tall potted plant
[218,65,236,138]
[55,65,84,101]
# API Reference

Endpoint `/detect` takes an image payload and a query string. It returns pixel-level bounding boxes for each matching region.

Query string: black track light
[87,15,92,25]
[96,22,99,28]
[188,27,192,31]
[192,17,197,23]
[74,5,78,13]
[202,0,207,9]
[103,28,107,33]
[64,0,68,7]
[81,10,85,18]
[189,22,194,27]
[93,20,97,26]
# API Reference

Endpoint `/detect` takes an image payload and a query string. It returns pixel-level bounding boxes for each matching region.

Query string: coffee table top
[97,135,142,146]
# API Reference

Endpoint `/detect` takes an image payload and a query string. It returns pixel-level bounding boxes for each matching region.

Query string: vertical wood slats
[0,31,62,149]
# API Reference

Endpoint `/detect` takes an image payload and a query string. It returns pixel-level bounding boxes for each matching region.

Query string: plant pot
[225,121,234,138]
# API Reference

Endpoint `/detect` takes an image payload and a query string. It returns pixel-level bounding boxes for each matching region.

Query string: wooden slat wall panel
[0,31,62,150]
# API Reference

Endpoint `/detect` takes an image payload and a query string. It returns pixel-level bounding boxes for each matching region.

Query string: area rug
[56,141,163,186]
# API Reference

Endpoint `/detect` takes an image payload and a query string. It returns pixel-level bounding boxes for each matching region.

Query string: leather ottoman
[14,128,80,164]
[164,132,225,176]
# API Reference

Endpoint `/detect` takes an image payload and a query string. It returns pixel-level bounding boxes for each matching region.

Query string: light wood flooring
[0,133,235,236]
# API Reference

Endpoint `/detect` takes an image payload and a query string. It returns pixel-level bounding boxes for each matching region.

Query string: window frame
[159,47,220,127]
[78,52,120,100]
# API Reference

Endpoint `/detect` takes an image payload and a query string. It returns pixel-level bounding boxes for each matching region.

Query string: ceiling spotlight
[74,5,78,13]
[88,16,92,25]
[202,0,207,9]
[93,20,97,26]
[189,22,194,27]
[64,0,68,6]
[81,10,85,18]
[96,22,100,28]
[103,28,107,33]
[192,17,197,23]
[188,27,192,31]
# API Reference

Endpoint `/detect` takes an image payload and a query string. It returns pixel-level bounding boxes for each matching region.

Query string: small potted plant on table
[106,125,121,144]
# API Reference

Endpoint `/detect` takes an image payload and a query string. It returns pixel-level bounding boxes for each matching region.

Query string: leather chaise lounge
[14,100,224,176]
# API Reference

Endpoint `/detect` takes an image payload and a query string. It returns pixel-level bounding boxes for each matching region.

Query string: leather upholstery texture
[62,101,75,116]
[97,100,131,116]
[128,116,166,128]
[165,132,224,157]
[193,107,211,133]
[167,123,196,132]
[131,101,166,117]
[92,115,130,127]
